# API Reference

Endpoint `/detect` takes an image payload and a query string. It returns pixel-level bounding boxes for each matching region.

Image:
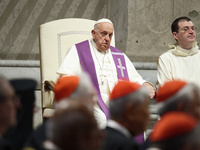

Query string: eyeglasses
[179,26,197,33]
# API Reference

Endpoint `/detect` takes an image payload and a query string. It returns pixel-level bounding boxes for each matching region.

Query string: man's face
[0,81,18,130]
[91,22,113,52]
[173,21,196,48]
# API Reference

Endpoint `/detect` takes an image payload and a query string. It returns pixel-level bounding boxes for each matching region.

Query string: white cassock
[57,39,146,129]
[157,41,200,87]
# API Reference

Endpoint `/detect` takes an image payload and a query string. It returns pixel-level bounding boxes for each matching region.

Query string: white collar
[168,41,199,56]
[107,119,132,138]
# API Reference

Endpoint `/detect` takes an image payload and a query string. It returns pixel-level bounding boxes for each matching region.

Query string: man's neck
[178,43,193,50]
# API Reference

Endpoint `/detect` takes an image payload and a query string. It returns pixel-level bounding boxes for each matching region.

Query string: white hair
[55,73,96,111]
[69,73,94,99]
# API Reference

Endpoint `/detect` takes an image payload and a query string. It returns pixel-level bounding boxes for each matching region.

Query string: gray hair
[69,73,95,100]
[54,73,96,112]
[109,86,149,120]
[157,83,200,116]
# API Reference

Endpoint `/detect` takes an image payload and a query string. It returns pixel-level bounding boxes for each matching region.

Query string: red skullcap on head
[54,76,79,102]
[156,80,187,103]
[150,112,197,142]
[109,80,141,101]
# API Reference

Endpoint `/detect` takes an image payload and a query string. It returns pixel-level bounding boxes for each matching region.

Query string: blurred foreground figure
[102,80,150,150]
[44,102,103,150]
[24,73,97,150]
[148,112,200,150]
[141,80,200,150]
[0,76,19,150]
[156,80,200,119]
[3,79,36,150]
[54,73,96,111]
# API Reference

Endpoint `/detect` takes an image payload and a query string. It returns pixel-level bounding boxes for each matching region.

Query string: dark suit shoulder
[0,139,13,150]
[102,127,140,150]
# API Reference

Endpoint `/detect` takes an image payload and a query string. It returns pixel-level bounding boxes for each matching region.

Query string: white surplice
[57,39,146,129]
[157,41,200,87]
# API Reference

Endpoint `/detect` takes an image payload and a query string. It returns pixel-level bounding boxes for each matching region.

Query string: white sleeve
[56,45,83,75]
[157,55,172,87]
[124,54,146,85]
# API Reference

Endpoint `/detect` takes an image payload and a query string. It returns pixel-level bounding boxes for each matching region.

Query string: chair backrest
[39,18,115,115]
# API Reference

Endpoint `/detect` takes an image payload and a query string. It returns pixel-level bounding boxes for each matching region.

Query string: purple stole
[76,40,129,119]
[76,40,144,144]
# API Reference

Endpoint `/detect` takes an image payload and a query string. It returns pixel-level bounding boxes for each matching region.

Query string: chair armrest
[44,80,55,91]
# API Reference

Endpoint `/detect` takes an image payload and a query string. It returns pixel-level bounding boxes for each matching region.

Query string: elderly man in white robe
[57,18,155,129]
[157,16,200,87]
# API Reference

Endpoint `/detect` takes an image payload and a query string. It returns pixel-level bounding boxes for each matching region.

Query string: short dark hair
[171,16,192,33]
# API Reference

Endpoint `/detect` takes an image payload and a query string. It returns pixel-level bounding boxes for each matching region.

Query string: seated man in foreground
[102,80,150,150]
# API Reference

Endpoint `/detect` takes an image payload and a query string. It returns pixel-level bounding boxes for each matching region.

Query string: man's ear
[172,32,178,41]
[91,30,95,38]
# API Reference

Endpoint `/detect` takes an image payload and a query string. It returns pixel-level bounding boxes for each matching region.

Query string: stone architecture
[0,0,200,129]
